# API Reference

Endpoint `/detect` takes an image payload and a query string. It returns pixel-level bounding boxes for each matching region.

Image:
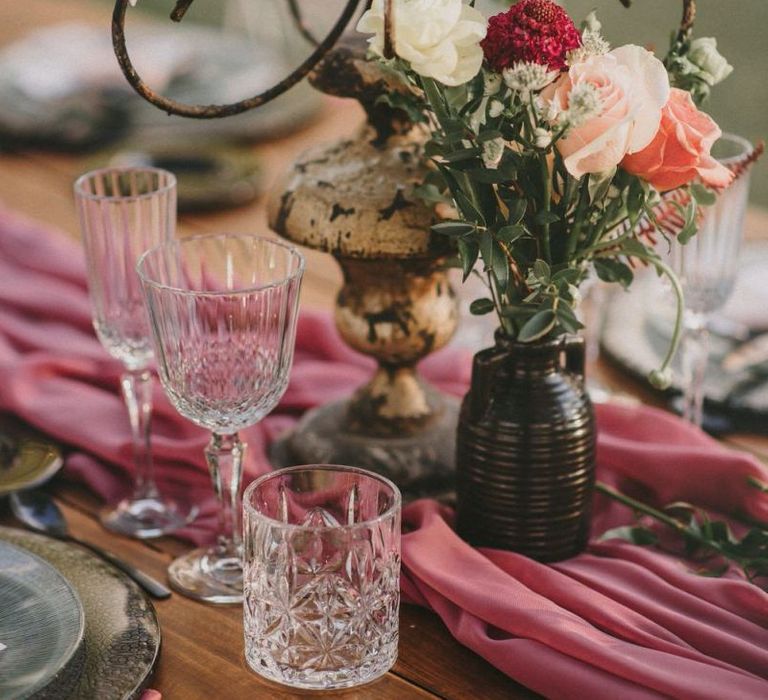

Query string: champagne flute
[75,167,197,537]
[670,134,753,426]
[137,233,304,603]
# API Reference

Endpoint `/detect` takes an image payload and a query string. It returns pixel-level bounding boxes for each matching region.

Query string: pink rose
[622,88,734,191]
[542,45,669,178]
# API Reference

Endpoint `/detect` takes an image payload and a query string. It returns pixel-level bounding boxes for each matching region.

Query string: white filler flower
[357,0,487,87]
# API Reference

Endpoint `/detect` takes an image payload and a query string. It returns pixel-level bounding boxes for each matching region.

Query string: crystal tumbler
[242,465,401,690]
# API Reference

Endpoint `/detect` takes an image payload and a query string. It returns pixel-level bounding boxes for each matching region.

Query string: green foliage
[598,482,768,586]
[366,14,719,357]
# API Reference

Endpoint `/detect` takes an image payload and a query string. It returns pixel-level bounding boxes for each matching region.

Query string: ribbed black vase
[455,333,596,562]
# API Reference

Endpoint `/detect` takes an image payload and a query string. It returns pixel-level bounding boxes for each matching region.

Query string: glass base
[167,544,243,604]
[100,494,197,539]
[245,643,397,690]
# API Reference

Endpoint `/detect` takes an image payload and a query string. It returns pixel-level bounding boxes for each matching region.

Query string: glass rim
[74,166,177,202]
[243,464,402,532]
[716,132,753,165]
[136,233,306,298]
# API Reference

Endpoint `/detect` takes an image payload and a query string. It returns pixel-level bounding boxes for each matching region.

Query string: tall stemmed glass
[137,234,304,603]
[670,134,753,426]
[75,167,196,537]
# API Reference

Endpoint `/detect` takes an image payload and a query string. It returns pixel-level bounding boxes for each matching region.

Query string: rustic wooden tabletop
[1,2,766,698]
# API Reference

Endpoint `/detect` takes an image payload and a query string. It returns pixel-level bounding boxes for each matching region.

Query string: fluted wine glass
[137,233,304,603]
[75,167,196,537]
[670,134,752,426]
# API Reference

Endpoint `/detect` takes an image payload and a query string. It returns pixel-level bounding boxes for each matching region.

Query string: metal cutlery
[10,489,171,600]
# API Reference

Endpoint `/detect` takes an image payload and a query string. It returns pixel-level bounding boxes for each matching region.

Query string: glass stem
[681,311,710,427]
[206,432,245,553]
[121,369,157,498]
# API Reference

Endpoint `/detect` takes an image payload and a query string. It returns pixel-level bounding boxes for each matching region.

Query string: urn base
[270,396,460,498]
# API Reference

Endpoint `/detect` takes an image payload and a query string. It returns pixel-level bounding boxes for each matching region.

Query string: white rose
[542,45,670,178]
[688,37,733,87]
[357,0,487,87]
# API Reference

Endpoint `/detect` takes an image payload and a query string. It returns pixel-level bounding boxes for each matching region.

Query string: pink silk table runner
[1,207,766,699]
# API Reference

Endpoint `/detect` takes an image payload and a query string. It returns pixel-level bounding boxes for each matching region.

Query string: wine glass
[669,134,753,427]
[137,233,304,603]
[74,167,197,537]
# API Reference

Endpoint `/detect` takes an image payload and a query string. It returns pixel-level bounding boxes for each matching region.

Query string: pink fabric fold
[1,207,767,699]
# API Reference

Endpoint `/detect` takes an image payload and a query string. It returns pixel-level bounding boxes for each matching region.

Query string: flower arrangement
[357,0,740,388]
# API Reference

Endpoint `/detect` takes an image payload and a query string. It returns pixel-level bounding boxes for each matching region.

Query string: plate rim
[0,527,162,700]
[0,539,86,699]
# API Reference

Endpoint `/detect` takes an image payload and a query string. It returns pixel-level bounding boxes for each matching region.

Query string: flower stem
[596,481,729,557]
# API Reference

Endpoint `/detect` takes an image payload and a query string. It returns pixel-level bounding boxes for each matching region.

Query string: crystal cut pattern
[243,468,401,690]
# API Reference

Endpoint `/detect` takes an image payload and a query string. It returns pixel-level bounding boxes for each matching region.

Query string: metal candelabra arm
[111,0,696,120]
[110,0,364,119]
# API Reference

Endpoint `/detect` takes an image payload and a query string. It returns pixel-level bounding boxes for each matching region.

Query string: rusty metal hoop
[111,0,363,119]
[112,0,696,120]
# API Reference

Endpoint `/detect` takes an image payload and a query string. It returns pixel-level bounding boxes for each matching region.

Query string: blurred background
[0,0,763,205]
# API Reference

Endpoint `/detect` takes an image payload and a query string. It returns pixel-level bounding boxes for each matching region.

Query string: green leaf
[431,222,475,237]
[506,197,527,225]
[442,147,481,163]
[557,304,584,334]
[518,309,557,342]
[424,141,446,158]
[457,237,479,282]
[469,298,496,315]
[413,183,451,205]
[594,259,634,288]
[455,191,486,225]
[588,167,617,204]
[532,259,551,283]
[599,526,659,546]
[627,177,647,227]
[552,267,582,285]
[496,225,526,244]
[480,230,509,291]
[677,199,699,245]
[534,210,560,226]
[691,183,717,206]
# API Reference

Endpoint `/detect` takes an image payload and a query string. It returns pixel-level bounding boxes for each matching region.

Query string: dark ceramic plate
[0,541,85,700]
[0,527,161,700]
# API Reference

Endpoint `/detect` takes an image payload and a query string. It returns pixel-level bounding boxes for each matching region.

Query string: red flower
[482,0,581,73]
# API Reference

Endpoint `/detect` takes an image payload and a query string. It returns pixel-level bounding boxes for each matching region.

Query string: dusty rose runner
[1,208,766,699]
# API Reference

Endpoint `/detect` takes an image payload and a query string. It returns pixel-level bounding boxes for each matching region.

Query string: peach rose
[542,45,669,178]
[621,88,733,191]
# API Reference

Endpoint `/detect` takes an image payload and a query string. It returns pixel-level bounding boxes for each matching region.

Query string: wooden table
[1,2,766,699]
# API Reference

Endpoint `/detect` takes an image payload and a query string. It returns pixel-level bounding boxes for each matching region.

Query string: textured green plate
[0,528,161,700]
[0,541,85,700]
[0,418,63,497]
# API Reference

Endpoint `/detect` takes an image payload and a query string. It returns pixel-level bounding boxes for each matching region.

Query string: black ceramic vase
[455,333,596,562]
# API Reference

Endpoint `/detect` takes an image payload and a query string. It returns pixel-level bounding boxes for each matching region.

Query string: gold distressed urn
[267,38,459,494]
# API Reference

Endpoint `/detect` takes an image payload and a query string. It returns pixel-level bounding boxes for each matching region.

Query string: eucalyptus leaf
[480,230,509,291]
[413,183,451,204]
[534,210,560,226]
[469,298,496,315]
[599,526,659,546]
[496,225,526,244]
[457,237,479,282]
[431,222,475,237]
[594,259,634,288]
[532,259,551,283]
[518,309,556,342]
